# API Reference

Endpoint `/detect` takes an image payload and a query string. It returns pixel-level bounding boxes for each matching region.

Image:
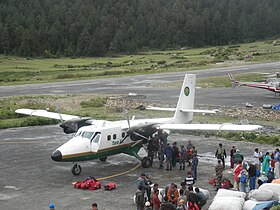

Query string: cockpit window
[93,134,101,144]
[81,131,94,140]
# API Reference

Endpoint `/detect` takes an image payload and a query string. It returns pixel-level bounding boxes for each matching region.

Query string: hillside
[0,0,280,57]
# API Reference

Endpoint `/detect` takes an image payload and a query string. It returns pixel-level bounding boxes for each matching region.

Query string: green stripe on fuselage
[61,142,142,162]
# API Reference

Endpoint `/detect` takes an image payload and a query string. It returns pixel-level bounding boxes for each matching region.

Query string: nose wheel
[71,163,82,175]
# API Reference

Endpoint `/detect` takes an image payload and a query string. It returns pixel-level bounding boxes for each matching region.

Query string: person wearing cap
[91,203,98,210]
[233,149,244,164]
[49,203,55,210]
[215,143,227,170]
[215,159,223,191]
[144,201,152,210]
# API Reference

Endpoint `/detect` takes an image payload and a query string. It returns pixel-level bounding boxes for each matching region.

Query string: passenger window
[122,132,125,138]
[107,135,111,141]
[113,134,117,139]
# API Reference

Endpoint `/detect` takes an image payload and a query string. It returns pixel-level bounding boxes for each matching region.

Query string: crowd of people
[214,143,280,193]
[135,172,207,210]
[135,136,207,210]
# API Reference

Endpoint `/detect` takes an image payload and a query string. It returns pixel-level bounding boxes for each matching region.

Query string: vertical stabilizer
[173,74,196,123]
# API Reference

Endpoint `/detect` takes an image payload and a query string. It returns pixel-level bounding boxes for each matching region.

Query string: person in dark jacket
[164,143,173,170]
[233,149,244,164]
[136,185,145,210]
[248,163,257,190]
[172,142,179,168]
[159,196,176,210]
[191,154,199,180]
[215,143,227,170]
[187,186,199,210]
[229,146,236,169]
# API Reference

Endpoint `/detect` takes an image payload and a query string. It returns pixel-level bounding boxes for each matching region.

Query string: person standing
[215,143,227,170]
[186,140,194,166]
[147,140,155,166]
[215,159,223,191]
[253,148,262,171]
[274,148,280,178]
[164,143,173,170]
[172,142,179,168]
[152,190,162,210]
[191,154,199,180]
[233,149,244,164]
[233,161,243,190]
[135,185,145,210]
[179,145,187,170]
[262,152,271,175]
[239,168,248,193]
[158,140,165,169]
[248,163,257,191]
[229,146,236,169]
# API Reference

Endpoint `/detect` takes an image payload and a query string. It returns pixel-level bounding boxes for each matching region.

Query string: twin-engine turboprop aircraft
[15,74,262,175]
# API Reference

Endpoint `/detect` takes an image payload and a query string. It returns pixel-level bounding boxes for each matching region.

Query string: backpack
[240,172,247,183]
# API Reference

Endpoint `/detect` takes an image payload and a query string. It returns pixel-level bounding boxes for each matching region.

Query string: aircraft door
[90,132,101,152]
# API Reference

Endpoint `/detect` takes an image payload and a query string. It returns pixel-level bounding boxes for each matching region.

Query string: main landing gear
[141,156,152,168]
[71,163,82,175]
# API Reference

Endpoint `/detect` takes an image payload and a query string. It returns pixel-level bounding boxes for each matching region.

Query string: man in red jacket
[152,189,162,210]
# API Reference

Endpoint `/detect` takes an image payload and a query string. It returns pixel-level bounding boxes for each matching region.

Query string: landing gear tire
[142,157,152,168]
[99,157,107,162]
[71,164,82,175]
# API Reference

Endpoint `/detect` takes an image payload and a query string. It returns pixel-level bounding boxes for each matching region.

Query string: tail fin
[228,72,239,88]
[173,74,196,123]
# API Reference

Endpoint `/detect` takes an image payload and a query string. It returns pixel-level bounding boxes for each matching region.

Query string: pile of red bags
[73,177,116,191]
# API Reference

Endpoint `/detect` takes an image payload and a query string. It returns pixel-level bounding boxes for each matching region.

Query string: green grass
[1,39,280,85]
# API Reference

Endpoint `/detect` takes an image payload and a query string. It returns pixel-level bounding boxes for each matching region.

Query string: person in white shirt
[253,148,262,171]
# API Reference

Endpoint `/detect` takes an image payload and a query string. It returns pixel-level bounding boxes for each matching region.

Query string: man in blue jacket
[164,143,173,170]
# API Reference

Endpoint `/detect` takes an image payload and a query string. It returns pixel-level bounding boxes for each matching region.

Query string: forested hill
[0,0,279,57]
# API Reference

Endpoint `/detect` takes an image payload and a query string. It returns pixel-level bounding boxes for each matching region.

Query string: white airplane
[15,74,262,175]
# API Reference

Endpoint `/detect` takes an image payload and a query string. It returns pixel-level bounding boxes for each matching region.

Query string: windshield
[75,131,95,140]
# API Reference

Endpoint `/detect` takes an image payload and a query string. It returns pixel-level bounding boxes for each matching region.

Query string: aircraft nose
[51,150,62,161]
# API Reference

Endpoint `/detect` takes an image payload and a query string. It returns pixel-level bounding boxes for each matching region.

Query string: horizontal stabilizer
[180,109,219,114]
[15,108,81,121]
[146,106,176,111]
[158,123,262,131]
[146,106,219,114]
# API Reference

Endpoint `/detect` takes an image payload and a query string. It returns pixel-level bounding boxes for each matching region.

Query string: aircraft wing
[158,123,262,131]
[15,108,81,121]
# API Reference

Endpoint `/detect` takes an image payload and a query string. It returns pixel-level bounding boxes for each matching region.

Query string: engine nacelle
[60,118,91,134]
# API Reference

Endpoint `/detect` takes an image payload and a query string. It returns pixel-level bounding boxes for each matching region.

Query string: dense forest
[0,0,280,57]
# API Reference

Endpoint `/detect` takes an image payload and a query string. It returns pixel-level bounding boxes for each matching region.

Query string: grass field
[1,39,280,85]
